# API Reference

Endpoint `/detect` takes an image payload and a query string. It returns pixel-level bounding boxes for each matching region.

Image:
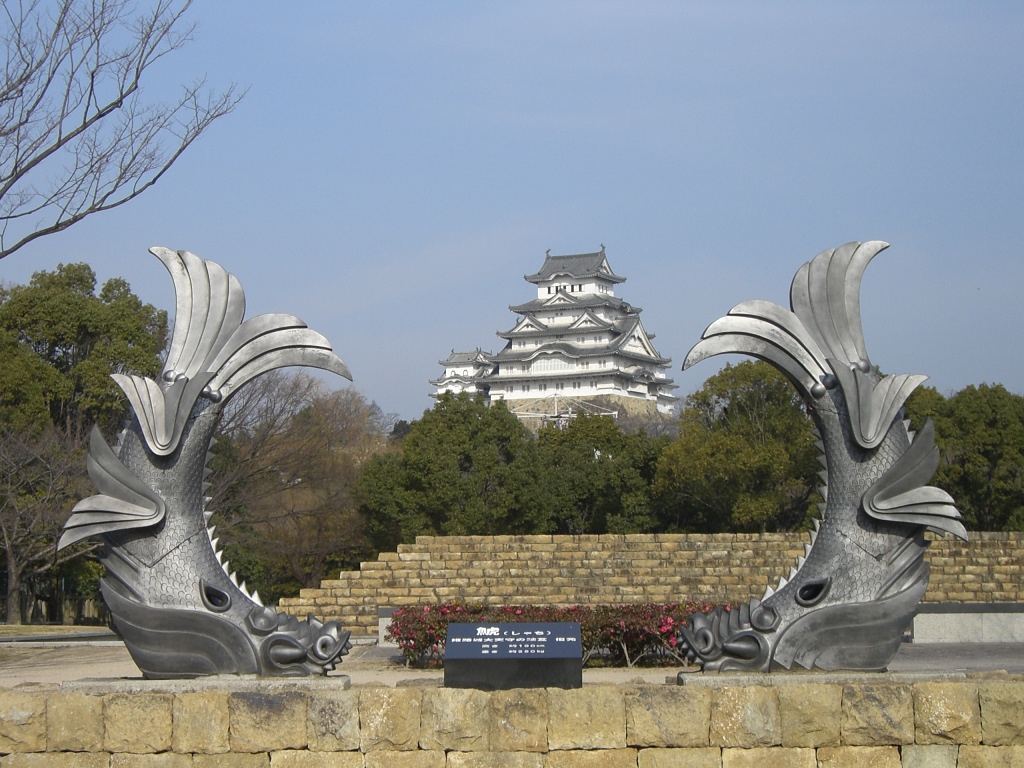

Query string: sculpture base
[444,658,581,690]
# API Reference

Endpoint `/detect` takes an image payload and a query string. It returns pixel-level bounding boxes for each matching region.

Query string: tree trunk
[6,557,22,625]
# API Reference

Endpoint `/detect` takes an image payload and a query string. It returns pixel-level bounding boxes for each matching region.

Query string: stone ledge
[0,677,1022,765]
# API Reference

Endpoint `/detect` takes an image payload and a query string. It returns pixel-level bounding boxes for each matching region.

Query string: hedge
[385,600,726,667]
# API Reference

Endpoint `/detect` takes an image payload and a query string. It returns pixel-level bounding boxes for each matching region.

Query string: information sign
[443,622,582,689]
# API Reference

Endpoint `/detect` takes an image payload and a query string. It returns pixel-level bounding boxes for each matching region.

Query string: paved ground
[1,630,1021,687]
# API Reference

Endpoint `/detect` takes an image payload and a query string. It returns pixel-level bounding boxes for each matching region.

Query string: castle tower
[432,247,678,418]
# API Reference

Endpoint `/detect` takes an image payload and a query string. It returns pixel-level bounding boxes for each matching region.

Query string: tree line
[2,263,1023,619]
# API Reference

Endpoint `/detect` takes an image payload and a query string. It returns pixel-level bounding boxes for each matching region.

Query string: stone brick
[104,693,172,754]
[901,745,959,768]
[268,752,363,767]
[418,688,489,752]
[547,687,626,750]
[173,692,229,754]
[816,745,901,767]
[487,689,546,753]
[0,692,46,753]
[111,755,193,768]
[47,693,103,752]
[776,683,841,748]
[362,752,444,768]
[841,684,913,746]
[193,755,271,768]
[360,688,421,751]
[229,692,307,753]
[709,686,781,748]
[914,682,981,745]
[544,750,639,768]
[445,753,544,768]
[980,682,1024,746]
[954,746,1024,767]
[625,686,711,747]
[637,747,722,768]
[306,691,359,752]
[1,755,110,767]
[721,747,815,768]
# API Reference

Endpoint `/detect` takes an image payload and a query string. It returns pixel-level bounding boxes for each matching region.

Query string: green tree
[0,263,167,437]
[654,361,819,533]
[0,263,166,622]
[536,413,666,534]
[359,393,551,551]
[906,384,1024,531]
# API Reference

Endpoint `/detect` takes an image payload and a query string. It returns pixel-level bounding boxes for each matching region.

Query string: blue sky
[3,2,1022,421]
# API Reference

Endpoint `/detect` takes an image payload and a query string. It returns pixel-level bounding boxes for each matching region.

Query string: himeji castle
[431,248,678,421]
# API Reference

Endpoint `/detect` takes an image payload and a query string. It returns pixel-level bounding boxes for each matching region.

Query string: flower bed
[385,600,726,668]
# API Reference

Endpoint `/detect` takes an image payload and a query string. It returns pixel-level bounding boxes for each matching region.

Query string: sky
[3,2,1023,421]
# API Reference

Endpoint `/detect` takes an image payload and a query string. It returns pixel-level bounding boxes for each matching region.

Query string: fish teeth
[207,526,216,539]
[777,576,789,591]
[222,560,231,575]
[202,482,212,494]
[251,590,262,606]
[817,455,829,469]
[762,584,775,600]
[796,556,806,570]
[239,580,247,596]
[229,571,238,586]
[804,543,813,557]
[789,566,798,580]
[817,470,829,485]
[814,439,824,452]
[210,537,219,551]
[215,550,224,565]
[204,509,214,524]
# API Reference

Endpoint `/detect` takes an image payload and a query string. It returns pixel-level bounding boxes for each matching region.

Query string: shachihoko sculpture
[677,241,968,672]
[59,248,352,678]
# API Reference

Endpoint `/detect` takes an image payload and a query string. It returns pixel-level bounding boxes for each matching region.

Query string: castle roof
[439,348,493,367]
[497,309,616,340]
[524,248,626,285]
[509,293,639,315]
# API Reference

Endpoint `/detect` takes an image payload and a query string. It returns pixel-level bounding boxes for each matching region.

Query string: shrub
[385,600,724,667]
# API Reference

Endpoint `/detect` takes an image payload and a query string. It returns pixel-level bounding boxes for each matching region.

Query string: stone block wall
[279,532,1024,636]
[2,677,1023,766]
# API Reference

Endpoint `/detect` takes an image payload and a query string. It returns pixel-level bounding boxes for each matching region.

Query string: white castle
[431,248,678,419]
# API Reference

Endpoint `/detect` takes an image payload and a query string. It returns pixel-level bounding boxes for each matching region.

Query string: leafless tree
[210,372,395,595]
[0,425,92,623]
[0,0,242,260]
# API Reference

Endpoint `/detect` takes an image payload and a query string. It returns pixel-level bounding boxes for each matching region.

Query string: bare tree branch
[0,0,243,260]
[0,424,94,623]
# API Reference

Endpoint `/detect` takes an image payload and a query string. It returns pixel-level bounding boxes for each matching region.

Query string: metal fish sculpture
[678,241,967,672]
[59,248,352,678]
